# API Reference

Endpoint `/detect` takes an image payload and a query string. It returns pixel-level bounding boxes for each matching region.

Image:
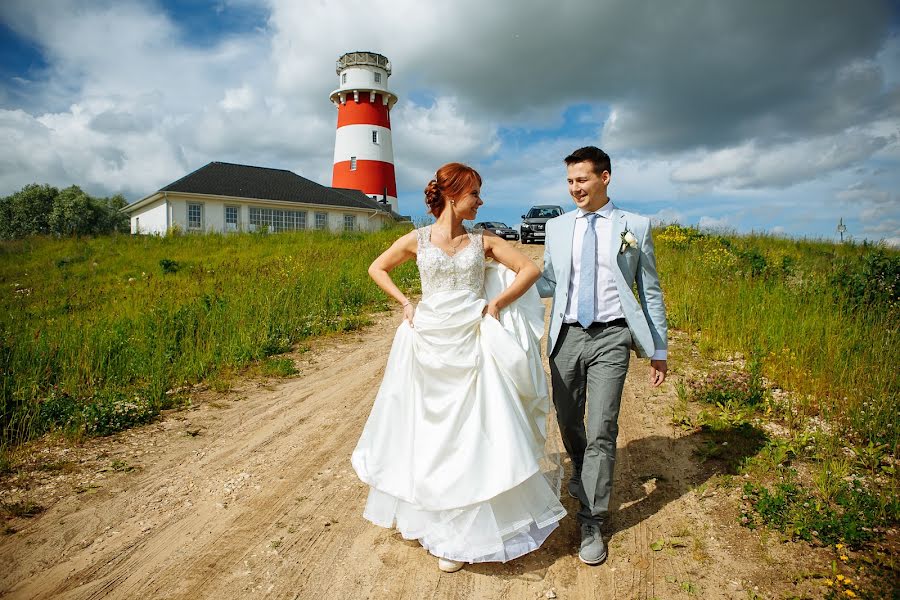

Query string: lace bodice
[416,225,485,298]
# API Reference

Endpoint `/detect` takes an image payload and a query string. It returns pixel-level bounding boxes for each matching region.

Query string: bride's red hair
[424,163,482,217]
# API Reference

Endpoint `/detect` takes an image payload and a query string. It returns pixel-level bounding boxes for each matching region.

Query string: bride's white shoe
[437,557,465,573]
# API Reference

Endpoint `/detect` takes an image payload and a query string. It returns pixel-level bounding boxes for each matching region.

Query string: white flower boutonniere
[619,227,638,254]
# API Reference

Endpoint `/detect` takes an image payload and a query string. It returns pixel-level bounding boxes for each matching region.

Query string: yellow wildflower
[840,554,849,561]
[823,579,833,586]
[844,590,856,598]
[836,543,844,550]
[836,575,845,581]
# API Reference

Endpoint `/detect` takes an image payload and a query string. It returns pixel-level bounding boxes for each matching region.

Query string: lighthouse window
[350,156,357,171]
[342,73,347,84]
[372,130,379,144]
[374,72,381,83]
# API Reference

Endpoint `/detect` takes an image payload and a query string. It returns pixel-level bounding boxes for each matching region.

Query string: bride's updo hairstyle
[424,162,483,217]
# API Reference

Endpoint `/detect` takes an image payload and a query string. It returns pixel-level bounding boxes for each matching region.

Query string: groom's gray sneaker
[567,476,579,499]
[578,523,607,565]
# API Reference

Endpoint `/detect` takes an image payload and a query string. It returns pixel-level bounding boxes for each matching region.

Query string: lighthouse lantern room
[330,51,399,212]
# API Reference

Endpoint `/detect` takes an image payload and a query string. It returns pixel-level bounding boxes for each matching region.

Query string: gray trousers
[550,321,632,527]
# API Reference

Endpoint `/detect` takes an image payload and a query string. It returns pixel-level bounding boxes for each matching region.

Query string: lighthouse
[330,51,399,212]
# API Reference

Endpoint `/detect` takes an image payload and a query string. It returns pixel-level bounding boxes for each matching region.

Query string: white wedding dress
[351,225,565,563]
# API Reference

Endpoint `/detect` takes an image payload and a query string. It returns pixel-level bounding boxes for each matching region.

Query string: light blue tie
[577,212,598,328]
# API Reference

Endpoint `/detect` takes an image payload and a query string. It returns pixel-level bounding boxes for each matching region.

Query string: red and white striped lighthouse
[330,51,399,212]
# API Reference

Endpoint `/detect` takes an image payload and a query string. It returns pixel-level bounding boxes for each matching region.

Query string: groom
[537,146,668,565]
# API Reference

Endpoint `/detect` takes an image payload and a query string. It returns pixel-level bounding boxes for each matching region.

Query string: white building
[123,161,403,235]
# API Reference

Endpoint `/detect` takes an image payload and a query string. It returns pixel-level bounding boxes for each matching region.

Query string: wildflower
[836,543,844,550]
[840,554,849,561]
[836,575,845,582]
[823,579,833,586]
[844,591,856,598]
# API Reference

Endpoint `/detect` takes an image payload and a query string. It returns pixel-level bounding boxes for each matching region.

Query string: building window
[350,156,357,171]
[272,209,285,232]
[187,203,203,230]
[225,206,239,231]
[248,207,309,232]
[343,214,356,232]
[341,72,347,84]
[372,130,379,144]
[374,72,381,84]
[315,212,327,230]
[249,207,271,231]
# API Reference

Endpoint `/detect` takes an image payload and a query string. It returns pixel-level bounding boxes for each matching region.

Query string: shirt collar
[577,201,616,219]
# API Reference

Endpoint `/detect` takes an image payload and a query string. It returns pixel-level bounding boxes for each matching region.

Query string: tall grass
[655,225,898,452]
[0,228,418,447]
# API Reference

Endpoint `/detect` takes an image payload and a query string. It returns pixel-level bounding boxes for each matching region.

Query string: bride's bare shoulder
[392,229,420,254]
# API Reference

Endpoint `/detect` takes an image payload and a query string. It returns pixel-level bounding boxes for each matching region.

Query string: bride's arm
[482,233,540,319]
[368,230,418,324]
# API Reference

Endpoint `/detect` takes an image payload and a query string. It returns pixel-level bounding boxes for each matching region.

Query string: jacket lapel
[558,211,577,284]
[608,208,623,261]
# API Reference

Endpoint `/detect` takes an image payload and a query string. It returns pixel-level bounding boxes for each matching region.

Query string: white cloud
[671,129,895,191]
[0,0,898,243]
[699,215,733,230]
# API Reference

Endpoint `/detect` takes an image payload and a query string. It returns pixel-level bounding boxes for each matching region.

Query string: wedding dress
[351,225,565,563]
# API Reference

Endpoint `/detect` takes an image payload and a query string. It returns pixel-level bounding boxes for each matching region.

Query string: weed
[741,476,898,548]
[260,357,298,378]
[110,459,133,472]
[158,258,179,274]
[1,500,44,518]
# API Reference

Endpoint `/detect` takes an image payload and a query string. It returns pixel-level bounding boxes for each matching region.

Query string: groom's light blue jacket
[536,206,668,359]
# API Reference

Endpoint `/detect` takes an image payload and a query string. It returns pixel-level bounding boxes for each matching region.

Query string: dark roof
[158,161,396,216]
[332,187,404,220]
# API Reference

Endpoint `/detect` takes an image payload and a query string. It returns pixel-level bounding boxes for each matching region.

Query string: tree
[48,186,103,236]
[0,183,132,239]
[0,184,58,238]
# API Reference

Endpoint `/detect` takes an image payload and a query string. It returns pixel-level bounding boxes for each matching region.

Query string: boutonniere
[619,226,638,254]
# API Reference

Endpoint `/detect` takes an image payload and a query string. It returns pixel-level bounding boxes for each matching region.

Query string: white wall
[338,65,389,94]
[131,198,167,234]
[131,194,393,234]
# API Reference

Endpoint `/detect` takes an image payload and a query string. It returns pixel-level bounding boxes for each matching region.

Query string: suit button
[558,313,563,317]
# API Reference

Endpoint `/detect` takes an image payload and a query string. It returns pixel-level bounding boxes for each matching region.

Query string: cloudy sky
[1,0,898,244]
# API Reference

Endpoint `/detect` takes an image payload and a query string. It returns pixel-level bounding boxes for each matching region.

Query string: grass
[656,225,897,450]
[657,225,898,597]
[0,227,417,450]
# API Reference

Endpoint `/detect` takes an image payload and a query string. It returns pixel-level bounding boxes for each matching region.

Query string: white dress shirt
[563,201,667,360]
[563,202,624,325]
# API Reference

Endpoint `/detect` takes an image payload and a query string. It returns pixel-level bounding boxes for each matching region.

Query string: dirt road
[0,244,817,599]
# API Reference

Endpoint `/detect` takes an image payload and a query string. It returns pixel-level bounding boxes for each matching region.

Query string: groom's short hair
[564,146,611,176]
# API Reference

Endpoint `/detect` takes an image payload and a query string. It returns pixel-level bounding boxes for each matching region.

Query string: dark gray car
[520,205,564,244]
[474,221,519,241]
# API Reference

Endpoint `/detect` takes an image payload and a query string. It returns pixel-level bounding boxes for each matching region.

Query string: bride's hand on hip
[403,302,416,327]
[482,300,501,320]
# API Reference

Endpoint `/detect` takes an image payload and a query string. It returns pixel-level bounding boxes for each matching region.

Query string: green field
[654,224,898,451]
[0,228,418,447]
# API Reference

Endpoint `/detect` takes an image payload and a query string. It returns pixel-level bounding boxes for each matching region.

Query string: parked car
[520,205,564,244]
[474,221,519,241]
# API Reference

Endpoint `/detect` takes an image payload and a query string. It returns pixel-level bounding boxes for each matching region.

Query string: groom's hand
[649,360,667,387]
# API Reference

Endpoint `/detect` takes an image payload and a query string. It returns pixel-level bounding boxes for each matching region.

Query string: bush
[689,369,766,407]
[830,249,899,313]
[741,479,898,548]
[79,392,159,437]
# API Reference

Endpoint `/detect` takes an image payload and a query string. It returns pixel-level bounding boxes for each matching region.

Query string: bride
[351,162,565,573]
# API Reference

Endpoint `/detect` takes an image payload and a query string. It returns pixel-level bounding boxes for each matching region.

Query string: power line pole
[837,217,847,243]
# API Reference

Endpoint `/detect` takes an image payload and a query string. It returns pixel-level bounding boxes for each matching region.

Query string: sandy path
[0,244,805,599]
